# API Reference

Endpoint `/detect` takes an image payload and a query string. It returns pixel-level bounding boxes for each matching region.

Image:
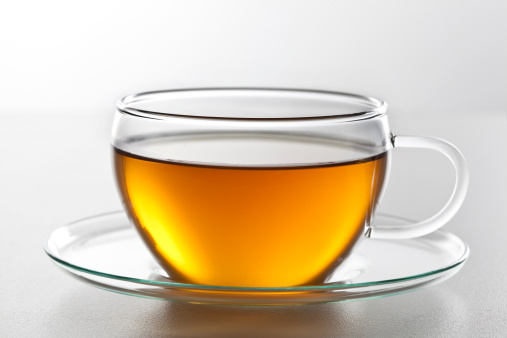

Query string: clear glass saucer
[44,211,469,305]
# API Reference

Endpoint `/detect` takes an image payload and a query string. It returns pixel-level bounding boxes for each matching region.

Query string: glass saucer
[44,211,469,305]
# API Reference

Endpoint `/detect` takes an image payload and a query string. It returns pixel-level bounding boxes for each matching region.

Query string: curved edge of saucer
[43,211,470,294]
[47,255,468,305]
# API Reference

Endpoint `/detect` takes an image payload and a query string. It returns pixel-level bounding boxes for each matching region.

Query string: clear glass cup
[111,88,468,287]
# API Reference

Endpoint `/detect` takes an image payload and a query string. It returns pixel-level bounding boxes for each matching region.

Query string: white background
[0,0,505,117]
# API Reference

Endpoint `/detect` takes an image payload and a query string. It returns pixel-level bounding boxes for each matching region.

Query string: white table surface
[1,112,506,337]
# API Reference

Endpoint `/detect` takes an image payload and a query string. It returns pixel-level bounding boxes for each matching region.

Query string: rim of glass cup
[116,87,388,122]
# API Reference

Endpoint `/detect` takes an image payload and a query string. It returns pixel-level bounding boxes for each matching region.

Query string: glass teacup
[111,88,468,287]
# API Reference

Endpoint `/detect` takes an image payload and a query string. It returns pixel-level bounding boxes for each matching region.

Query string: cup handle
[367,135,469,239]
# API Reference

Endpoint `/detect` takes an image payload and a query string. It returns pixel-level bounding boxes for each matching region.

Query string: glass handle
[368,135,469,239]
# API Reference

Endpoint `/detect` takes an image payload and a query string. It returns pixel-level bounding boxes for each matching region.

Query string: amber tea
[114,136,388,287]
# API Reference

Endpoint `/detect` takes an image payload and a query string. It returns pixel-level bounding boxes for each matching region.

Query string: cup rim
[116,87,387,122]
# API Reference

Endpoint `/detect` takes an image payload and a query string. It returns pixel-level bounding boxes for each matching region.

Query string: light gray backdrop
[1,0,504,117]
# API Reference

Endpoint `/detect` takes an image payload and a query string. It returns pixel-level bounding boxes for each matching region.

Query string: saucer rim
[44,211,470,293]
